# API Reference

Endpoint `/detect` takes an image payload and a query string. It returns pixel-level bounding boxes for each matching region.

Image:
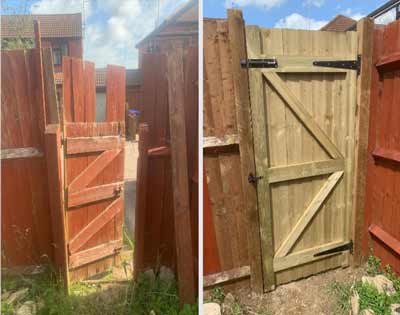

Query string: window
[53,43,69,65]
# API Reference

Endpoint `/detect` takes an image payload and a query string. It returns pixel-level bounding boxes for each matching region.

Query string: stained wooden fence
[203,15,261,291]
[362,19,400,274]
[204,10,375,292]
[1,34,127,285]
[134,44,198,304]
[1,48,54,269]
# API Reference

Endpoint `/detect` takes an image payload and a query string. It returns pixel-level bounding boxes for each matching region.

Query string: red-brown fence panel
[363,19,400,274]
[1,49,53,269]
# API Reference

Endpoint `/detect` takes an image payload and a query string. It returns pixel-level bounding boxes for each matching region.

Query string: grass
[1,267,198,315]
[329,256,400,315]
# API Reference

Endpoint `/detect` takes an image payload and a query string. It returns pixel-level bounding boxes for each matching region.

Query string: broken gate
[246,27,359,289]
[61,57,126,283]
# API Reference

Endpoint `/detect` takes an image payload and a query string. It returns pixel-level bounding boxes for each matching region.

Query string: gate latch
[248,173,263,184]
[313,55,361,74]
[314,240,353,257]
[241,58,278,69]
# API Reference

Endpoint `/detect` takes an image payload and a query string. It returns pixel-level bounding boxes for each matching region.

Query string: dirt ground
[234,266,366,315]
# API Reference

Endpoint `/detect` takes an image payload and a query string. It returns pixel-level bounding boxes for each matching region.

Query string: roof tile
[1,14,82,38]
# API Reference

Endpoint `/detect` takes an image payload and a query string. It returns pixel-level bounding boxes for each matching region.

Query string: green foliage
[330,256,400,315]
[1,37,34,50]
[208,287,225,304]
[128,272,198,315]
[123,227,134,252]
[367,256,382,276]
[385,265,400,292]
[328,281,353,315]
[1,300,15,315]
[354,282,393,315]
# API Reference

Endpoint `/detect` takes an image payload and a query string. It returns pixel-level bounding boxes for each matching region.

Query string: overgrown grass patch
[1,268,198,315]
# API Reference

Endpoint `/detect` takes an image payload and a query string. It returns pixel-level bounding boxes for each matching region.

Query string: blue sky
[204,0,388,30]
[1,0,188,68]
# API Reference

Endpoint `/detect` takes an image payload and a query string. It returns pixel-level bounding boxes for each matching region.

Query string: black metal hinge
[248,173,263,184]
[314,240,353,257]
[313,55,361,74]
[241,58,278,69]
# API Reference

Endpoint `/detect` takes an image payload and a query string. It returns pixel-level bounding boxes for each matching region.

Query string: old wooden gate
[363,20,400,274]
[62,57,126,282]
[246,27,358,290]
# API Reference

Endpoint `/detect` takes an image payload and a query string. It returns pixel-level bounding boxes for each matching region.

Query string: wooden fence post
[227,9,264,293]
[352,17,374,266]
[34,21,46,140]
[134,124,150,279]
[44,124,69,289]
[167,45,196,304]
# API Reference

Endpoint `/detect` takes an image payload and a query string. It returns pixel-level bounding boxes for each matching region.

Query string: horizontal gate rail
[65,136,123,154]
[68,181,124,208]
[69,239,123,269]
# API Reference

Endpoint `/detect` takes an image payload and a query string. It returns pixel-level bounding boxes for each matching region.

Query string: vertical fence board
[167,44,195,304]
[352,18,374,266]
[228,9,264,292]
[133,124,149,277]
[45,124,68,286]
[203,18,251,289]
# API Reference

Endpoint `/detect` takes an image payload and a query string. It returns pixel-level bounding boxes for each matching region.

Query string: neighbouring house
[136,0,198,65]
[1,14,83,102]
[1,14,83,72]
[321,0,400,31]
[320,15,356,32]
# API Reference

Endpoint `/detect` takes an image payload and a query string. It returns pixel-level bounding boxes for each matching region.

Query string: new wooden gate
[363,20,400,274]
[246,27,358,290]
[62,57,126,282]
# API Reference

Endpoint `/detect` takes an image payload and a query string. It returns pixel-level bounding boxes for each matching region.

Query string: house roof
[1,14,82,38]
[320,15,356,31]
[136,0,198,48]
[96,69,141,88]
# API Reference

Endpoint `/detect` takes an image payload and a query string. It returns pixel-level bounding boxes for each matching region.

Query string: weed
[367,256,382,276]
[330,257,400,315]
[328,281,353,315]
[123,227,134,252]
[230,302,244,315]
[354,282,393,315]
[208,287,225,304]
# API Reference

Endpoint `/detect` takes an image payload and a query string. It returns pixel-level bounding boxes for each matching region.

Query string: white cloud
[30,0,91,16]
[341,8,364,21]
[30,0,188,68]
[225,0,286,10]
[275,13,328,30]
[375,9,396,25]
[302,0,325,8]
